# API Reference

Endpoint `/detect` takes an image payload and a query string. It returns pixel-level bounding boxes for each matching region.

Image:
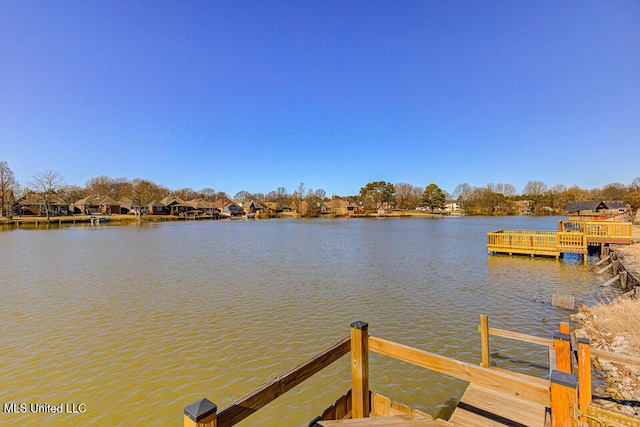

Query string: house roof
[565,201,624,212]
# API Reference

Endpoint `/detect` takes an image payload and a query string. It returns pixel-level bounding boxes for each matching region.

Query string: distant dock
[487,220,633,259]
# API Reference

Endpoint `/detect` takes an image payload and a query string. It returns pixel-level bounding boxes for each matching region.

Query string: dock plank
[316,414,446,426]
[450,383,548,427]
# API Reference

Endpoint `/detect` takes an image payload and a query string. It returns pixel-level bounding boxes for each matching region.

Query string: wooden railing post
[479,314,490,368]
[577,338,592,425]
[550,371,578,427]
[184,398,217,427]
[350,321,370,418]
[553,331,572,374]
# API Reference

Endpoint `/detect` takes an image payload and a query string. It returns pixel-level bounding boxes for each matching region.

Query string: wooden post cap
[350,321,368,330]
[553,332,571,342]
[184,398,217,422]
[550,370,578,388]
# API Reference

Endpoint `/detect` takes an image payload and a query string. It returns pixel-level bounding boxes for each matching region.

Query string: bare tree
[0,161,20,219]
[86,175,115,197]
[600,182,627,201]
[494,183,517,197]
[627,177,640,218]
[200,188,216,201]
[173,187,199,201]
[452,183,473,211]
[522,180,548,197]
[394,182,422,209]
[130,179,160,219]
[28,170,65,221]
[58,185,88,206]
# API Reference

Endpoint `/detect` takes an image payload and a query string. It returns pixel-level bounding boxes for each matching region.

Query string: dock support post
[550,370,578,427]
[184,398,217,427]
[350,321,370,418]
[479,314,490,368]
[577,338,591,425]
[553,331,572,374]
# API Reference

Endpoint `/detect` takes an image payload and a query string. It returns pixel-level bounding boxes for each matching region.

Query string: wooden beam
[595,255,610,266]
[216,336,351,427]
[577,338,591,425]
[601,274,620,287]
[479,314,490,368]
[350,321,370,418]
[553,332,572,374]
[591,348,640,370]
[368,336,550,407]
[550,371,578,427]
[481,326,553,347]
[596,263,613,274]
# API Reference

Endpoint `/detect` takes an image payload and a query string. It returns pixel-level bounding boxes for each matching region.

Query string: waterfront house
[565,201,627,219]
[160,197,190,215]
[212,199,244,217]
[324,198,360,216]
[238,200,263,214]
[73,195,122,215]
[514,200,532,216]
[18,195,69,216]
[147,201,167,215]
[188,199,220,216]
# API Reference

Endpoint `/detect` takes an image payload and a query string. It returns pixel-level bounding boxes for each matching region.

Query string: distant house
[147,201,167,215]
[513,200,532,216]
[212,200,244,217]
[565,201,627,219]
[160,197,190,215]
[324,199,360,216]
[238,200,263,214]
[18,195,69,216]
[443,202,461,213]
[188,199,220,216]
[264,202,290,213]
[73,195,121,215]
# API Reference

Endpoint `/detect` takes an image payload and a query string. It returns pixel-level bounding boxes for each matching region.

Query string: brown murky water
[0,217,608,426]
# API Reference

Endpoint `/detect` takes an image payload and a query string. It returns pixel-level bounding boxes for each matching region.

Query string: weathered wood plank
[317,415,444,426]
[600,274,620,287]
[482,326,553,347]
[591,347,640,370]
[216,336,351,427]
[351,321,370,419]
[454,383,546,427]
[596,263,613,274]
[368,336,550,407]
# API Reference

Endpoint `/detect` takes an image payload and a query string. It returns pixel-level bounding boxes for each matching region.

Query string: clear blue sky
[1,1,638,197]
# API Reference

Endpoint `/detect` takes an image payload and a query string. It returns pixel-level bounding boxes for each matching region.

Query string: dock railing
[487,229,559,257]
[185,318,554,426]
[480,314,640,427]
[184,316,640,427]
[488,220,632,258]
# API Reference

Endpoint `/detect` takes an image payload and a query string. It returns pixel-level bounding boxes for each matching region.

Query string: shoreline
[573,224,640,417]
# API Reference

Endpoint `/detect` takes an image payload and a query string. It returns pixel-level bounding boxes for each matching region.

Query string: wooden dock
[488,220,633,258]
[182,316,640,427]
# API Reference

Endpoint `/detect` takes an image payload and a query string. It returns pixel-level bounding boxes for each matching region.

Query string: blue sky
[1,1,638,197]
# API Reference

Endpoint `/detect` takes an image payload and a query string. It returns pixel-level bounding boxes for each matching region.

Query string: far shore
[0,210,459,225]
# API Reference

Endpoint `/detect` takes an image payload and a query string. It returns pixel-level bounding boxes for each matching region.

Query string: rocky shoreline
[572,226,640,417]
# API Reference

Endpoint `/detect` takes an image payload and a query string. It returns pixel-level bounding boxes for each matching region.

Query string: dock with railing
[182,316,640,427]
[487,220,633,258]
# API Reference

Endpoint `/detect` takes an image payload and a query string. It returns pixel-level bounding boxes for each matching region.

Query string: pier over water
[487,220,633,258]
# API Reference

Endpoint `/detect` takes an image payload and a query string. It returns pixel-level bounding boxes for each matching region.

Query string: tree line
[1,160,639,219]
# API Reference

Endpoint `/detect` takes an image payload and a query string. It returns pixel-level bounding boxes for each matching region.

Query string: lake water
[0,216,610,426]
